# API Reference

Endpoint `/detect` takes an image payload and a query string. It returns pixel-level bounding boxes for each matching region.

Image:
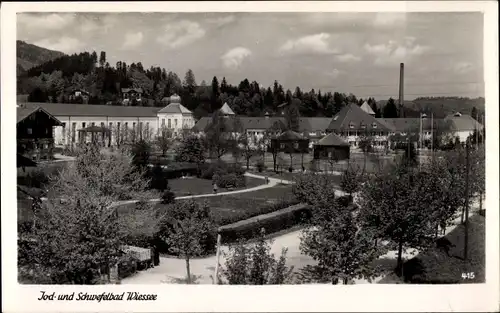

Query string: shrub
[201,160,245,180]
[215,173,245,189]
[256,160,266,172]
[18,169,51,189]
[162,162,199,179]
[219,203,311,244]
[161,188,176,204]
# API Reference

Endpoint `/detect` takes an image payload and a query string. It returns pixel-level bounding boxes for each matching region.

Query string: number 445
[462,272,475,280]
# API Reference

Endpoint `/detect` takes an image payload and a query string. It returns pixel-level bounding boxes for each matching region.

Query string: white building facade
[18,94,194,146]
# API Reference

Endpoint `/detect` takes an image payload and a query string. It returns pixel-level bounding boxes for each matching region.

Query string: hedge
[218,203,312,244]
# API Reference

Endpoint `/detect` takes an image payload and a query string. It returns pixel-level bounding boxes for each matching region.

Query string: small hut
[313,132,350,161]
[271,130,310,154]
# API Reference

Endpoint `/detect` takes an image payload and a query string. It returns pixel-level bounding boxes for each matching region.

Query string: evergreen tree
[383,98,399,118]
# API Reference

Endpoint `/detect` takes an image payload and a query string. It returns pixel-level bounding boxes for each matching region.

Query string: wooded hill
[16,41,485,120]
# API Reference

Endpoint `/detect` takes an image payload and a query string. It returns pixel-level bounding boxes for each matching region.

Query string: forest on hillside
[16,47,485,120]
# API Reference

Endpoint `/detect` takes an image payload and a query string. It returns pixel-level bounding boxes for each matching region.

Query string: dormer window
[454,112,462,117]
[360,123,366,129]
[372,123,377,129]
[349,122,355,129]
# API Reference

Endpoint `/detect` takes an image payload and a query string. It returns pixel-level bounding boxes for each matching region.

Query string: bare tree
[156,126,172,157]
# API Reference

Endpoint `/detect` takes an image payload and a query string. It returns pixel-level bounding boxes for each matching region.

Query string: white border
[2,2,499,312]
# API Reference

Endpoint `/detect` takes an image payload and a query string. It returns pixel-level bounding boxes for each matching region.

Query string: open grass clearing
[378,214,485,284]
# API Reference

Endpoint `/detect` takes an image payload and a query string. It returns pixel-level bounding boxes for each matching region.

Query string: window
[372,123,377,129]
[91,122,95,126]
[294,142,299,149]
[72,123,76,142]
[280,143,285,149]
[168,119,171,128]
[101,122,104,128]
[162,118,165,126]
[361,123,366,129]
[109,122,113,128]
[174,119,178,127]
[82,122,86,128]
[349,122,354,129]
[132,122,136,130]
[62,123,66,141]
[27,128,32,135]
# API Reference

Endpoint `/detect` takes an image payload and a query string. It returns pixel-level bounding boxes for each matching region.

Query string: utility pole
[430,113,434,160]
[464,141,470,261]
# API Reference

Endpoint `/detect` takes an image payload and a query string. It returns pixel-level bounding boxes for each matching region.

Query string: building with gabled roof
[313,132,350,161]
[18,94,194,146]
[327,103,391,149]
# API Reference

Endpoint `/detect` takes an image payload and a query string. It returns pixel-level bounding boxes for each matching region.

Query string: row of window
[336,131,387,137]
[62,121,152,143]
[348,122,379,129]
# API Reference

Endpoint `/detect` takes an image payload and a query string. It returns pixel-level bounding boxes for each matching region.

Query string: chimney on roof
[398,63,404,117]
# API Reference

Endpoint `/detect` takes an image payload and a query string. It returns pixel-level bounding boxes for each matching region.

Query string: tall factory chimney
[398,63,404,118]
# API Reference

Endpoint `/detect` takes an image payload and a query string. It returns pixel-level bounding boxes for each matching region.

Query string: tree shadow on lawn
[378,215,485,284]
[164,274,203,284]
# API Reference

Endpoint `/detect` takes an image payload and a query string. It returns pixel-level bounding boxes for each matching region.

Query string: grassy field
[379,214,485,284]
[115,184,295,226]
[168,176,264,196]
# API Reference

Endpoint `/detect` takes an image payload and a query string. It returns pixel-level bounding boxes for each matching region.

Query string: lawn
[115,184,296,226]
[168,176,265,196]
[379,214,485,284]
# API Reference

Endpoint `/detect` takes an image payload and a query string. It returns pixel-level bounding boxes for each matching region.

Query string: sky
[17,12,484,100]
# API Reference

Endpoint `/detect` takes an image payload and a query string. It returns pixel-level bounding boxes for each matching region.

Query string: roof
[219,103,235,115]
[327,103,390,131]
[360,101,376,115]
[192,116,287,132]
[378,118,454,132]
[17,106,63,125]
[121,88,143,93]
[444,114,483,131]
[315,132,349,146]
[18,102,160,118]
[277,130,305,141]
[158,103,192,114]
[298,117,332,132]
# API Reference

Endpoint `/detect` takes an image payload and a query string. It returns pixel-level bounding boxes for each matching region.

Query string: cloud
[206,15,236,27]
[33,37,84,53]
[122,31,144,50]
[326,69,342,79]
[279,33,339,55]
[18,13,76,33]
[454,61,474,74]
[157,20,206,49]
[221,47,252,70]
[336,53,361,63]
[373,13,407,27]
[364,37,430,66]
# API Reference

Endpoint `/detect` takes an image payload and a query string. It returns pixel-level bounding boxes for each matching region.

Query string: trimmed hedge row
[218,203,312,244]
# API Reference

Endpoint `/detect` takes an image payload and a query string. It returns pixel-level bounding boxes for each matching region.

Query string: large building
[193,101,483,151]
[17,94,195,147]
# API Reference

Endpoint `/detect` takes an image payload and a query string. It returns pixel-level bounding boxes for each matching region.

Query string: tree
[239,131,257,170]
[340,164,362,202]
[175,135,206,171]
[358,165,437,277]
[284,98,301,132]
[204,112,236,159]
[183,69,197,94]
[358,129,374,173]
[156,126,172,157]
[211,76,220,111]
[160,199,212,284]
[99,51,106,67]
[149,163,168,192]
[383,98,399,118]
[221,230,294,284]
[299,208,383,284]
[18,145,159,284]
[131,139,152,169]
